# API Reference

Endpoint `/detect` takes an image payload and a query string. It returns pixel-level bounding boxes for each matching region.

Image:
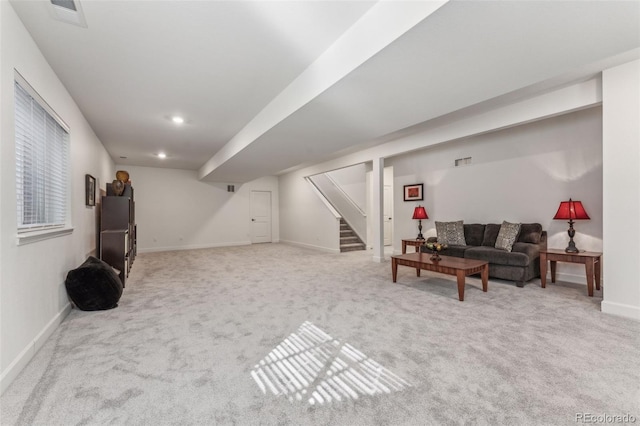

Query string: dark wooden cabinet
[100,229,129,285]
[100,183,136,287]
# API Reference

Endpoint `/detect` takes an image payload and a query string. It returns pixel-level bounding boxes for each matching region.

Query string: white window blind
[15,79,69,231]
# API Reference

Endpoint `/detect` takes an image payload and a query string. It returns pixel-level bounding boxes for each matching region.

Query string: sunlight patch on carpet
[251,321,411,405]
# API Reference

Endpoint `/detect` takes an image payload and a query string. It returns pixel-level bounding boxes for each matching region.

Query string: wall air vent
[455,157,472,167]
[49,0,87,28]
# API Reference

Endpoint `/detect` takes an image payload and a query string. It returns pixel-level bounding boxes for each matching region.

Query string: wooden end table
[540,249,602,297]
[402,239,425,254]
[391,252,488,301]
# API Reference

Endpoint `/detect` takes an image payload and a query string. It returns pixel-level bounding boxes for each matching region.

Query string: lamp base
[565,220,579,253]
[565,240,579,253]
[416,220,424,241]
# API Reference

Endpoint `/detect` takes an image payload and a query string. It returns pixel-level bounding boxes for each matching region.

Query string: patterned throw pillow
[435,220,466,246]
[495,221,521,252]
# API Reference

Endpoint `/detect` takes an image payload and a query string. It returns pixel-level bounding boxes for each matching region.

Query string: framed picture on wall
[403,183,423,201]
[85,174,96,206]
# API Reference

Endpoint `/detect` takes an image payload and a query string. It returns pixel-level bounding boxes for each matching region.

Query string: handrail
[308,173,366,243]
[324,173,366,216]
[305,177,341,219]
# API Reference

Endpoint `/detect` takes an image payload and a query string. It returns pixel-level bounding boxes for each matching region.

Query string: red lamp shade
[412,206,428,220]
[553,199,590,220]
[412,205,428,240]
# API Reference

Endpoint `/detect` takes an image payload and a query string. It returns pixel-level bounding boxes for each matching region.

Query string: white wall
[279,171,341,253]
[1,2,115,394]
[602,59,640,320]
[118,166,279,252]
[326,163,367,211]
[388,107,603,282]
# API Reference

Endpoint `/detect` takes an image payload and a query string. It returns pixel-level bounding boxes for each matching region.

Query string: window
[15,75,69,233]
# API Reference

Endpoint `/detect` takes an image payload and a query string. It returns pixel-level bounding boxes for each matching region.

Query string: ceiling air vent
[49,0,87,27]
[51,0,77,11]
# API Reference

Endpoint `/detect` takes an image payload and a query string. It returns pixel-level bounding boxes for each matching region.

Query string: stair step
[338,219,364,252]
[340,243,366,252]
[340,236,360,243]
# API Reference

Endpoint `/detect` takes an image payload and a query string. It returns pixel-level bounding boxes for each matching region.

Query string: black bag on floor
[65,256,123,311]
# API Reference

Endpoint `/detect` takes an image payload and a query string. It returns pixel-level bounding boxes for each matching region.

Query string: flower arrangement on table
[424,242,447,261]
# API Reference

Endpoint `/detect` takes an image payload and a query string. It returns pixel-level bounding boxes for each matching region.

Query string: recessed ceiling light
[171,116,184,124]
[157,152,167,159]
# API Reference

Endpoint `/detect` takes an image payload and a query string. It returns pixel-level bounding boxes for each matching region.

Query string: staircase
[340,218,366,252]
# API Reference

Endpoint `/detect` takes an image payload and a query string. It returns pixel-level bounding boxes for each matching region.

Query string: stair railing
[307,173,366,243]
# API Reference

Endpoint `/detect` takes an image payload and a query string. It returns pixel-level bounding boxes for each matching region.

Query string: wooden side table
[402,239,425,254]
[540,249,602,297]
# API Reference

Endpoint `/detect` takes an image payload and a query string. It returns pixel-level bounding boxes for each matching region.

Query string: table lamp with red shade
[553,198,590,253]
[412,205,428,240]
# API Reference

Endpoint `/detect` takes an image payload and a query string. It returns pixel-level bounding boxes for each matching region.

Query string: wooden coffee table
[391,253,488,301]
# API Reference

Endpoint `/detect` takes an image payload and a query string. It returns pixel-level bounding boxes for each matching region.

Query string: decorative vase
[116,170,129,182]
[111,179,125,196]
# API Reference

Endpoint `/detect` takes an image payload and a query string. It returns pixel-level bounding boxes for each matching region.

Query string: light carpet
[1,243,639,425]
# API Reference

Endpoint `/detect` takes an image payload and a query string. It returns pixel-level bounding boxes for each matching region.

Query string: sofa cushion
[442,245,469,258]
[482,224,501,247]
[495,221,521,252]
[518,223,543,244]
[436,220,466,245]
[464,246,530,267]
[464,224,485,247]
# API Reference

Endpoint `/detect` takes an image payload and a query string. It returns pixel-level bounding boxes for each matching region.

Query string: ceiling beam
[198,0,449,182]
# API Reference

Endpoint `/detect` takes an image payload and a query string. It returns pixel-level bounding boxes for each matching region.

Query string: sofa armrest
[511,242,540,261]
[426,236,438,243]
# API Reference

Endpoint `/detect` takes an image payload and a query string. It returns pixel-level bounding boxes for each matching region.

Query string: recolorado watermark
[576,413,637,424]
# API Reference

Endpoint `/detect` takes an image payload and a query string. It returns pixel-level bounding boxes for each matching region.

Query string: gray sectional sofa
[422,223,547,287]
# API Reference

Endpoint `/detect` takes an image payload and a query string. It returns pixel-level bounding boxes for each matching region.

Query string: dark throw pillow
[518,223,543,244]
[482,224,502,247]
[464,224,485,247]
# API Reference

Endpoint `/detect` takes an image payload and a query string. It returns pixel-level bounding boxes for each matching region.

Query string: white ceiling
[9,0,640,182]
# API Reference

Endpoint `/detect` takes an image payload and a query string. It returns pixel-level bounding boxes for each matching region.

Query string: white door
[251,191,272,244]
[383,185,392,246]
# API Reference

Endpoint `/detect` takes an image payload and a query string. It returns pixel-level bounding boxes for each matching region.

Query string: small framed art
[403,183,423,202]
[85,174,96,206]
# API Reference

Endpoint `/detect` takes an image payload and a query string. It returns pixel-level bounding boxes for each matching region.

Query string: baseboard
[601,301,640,321]
[544,271,601,286]
[280,240,340,254]
[0,303,72,395]
[138,241,252,253]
